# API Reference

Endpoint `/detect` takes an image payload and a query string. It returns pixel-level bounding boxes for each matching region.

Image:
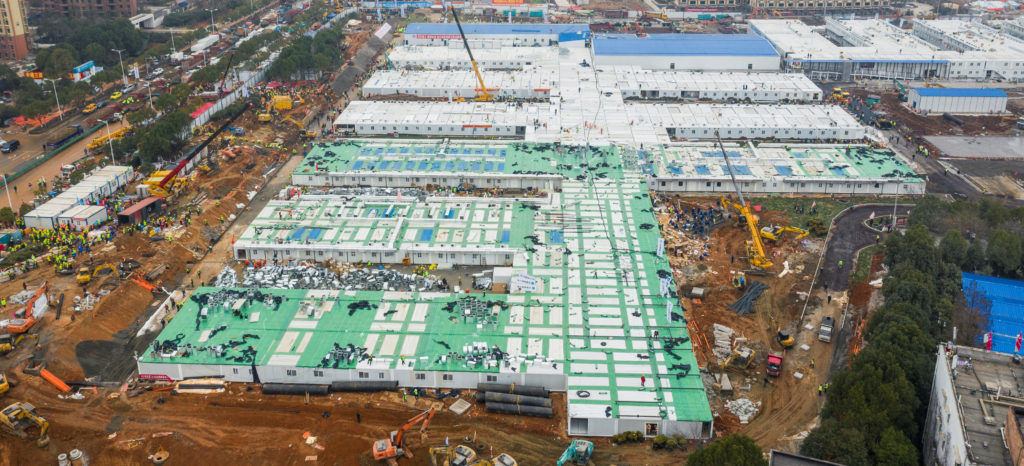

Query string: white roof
[387,45,558,69]
[624,103,862,132]
[335,101,547,128]
[597,67,820,96]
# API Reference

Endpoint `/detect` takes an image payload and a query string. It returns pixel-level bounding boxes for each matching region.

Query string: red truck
[766,352,783,377]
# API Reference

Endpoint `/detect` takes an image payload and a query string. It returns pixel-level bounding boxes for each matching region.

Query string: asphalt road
[820,203,913,292]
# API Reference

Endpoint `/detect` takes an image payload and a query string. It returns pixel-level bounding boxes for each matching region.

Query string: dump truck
[818,316,835,343]
[44,125,83,150]
[766,352,783,377]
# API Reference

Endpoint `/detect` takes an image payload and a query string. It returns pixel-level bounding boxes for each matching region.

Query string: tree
[91,69,121,85]
[874,427,918,466]
[955,280,991,346]
[83,42,107,64]
[126,107,156,127]
[800,419,871,466]
[940,230,969,268]
[687,434,766,466]
[18,203,31,216]
[987,229,1022,277]
[965,241,986,272]
[42,47,78,75]
[0,207,15,226]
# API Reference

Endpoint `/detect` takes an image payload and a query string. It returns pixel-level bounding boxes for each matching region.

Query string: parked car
[82,103,97,114]
[2,139,21,153]
[110,91,123,100]
[151,67,164,76]
[122,84,136,93]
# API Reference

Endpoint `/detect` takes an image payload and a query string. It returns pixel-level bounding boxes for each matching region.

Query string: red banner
[24,71,43,79]
[139,374,174,382]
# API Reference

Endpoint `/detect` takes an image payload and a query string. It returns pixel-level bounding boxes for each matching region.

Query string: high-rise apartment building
[0,0,30,61]
[37,0,138,18]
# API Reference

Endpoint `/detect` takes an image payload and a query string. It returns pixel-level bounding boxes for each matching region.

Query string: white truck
[818,316,835,343]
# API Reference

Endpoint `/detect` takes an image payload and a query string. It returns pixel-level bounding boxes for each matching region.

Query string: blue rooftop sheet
[775,165,794,176]
[406,23,590,37]
[593,33,779,57]
[963,272,1024,353]
[912,88,1007,98]
[725,165,752,176]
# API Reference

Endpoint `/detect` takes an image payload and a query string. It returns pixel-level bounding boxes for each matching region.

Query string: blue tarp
[963,272,1024,353]
[501,230,511,243]
[352,161,364,169]
[419,229,433,242]
[775,165,794,176]
[724,165,752,176]
[696,165,711,175]
[549,231,564,244]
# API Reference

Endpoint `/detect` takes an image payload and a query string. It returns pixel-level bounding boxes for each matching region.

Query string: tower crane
[716,134,773,271]
[450,6,493,102]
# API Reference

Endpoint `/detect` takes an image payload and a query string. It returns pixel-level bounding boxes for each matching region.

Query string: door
[569,418,589,435]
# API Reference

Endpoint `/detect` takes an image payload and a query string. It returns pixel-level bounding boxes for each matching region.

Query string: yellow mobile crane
[450,6,493,102]
[717,134,773,271]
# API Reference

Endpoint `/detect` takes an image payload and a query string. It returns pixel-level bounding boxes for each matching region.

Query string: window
[232,368,238,374]
[359,372,369,379]
[486,375,497,382]
[286,369,297,376]
[415,373,426,380]
[443,374,454,381]
[314,370,324,377]
[379,373,386,379]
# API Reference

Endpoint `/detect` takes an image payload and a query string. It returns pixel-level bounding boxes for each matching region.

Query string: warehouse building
[603,68,821,102]
[908,88,1008,114]
[591,33,781,71]
[143,152,712,438]
[335,101,864,142]
[387,45,558,70]
[403,23,589,47]
[750,18,1024,81]
[646,142,924,195]
[1003,18,1024,41]
[913,19,1024,55]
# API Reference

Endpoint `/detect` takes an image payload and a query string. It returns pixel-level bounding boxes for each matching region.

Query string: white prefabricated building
[908,88,1008,114]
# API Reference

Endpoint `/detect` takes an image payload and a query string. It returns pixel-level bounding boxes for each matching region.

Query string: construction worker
[838,260,843,269]
[818,384,823,396]
[640,374,646,388]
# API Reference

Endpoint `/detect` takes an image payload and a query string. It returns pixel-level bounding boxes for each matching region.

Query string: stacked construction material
[478,383,552,418]
[727,281,769,316]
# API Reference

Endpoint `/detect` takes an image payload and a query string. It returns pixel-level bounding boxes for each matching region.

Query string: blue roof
[593,33,779,57]
[962,272,1024,353]
[406,23,590,38]
[912,88,1007,98]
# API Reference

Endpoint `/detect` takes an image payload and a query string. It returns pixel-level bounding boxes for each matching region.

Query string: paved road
[820,203,913,292]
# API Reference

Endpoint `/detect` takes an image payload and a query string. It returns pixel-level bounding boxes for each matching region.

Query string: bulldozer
[1,402,49,447]
[721,346,755,372]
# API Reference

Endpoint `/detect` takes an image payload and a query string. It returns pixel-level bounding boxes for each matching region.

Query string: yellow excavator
[76,263,118,285]
[282,115,316,139]
[430,444,476,465]
[0,372,11,396]
[1,402,50,447]
[760,225,809,243]
[717,134,772,271]
[450,6,493,103]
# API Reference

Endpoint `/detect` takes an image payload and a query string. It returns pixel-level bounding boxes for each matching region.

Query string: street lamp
[206,9,217,31]
[102,120,116,164]
[145,82,153,109]
[42,78,63,121]
[112,48,127,86]
[1,173,12,210]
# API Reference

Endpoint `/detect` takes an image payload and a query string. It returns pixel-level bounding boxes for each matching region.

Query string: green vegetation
[164,0,276,28]
[688,434,767,466]
[266,18,346,81]
[189,30,282,85]
[34,19,147,74]
[852,244,882,284]
[651,434,687,451]
[611,431,644,444]
[750,197,874,231]
[908,195,1024,277]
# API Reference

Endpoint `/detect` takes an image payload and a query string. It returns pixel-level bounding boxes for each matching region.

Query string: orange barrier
[39,369,71,393]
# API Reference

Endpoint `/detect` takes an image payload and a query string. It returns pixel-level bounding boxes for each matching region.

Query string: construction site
[0,12,946,466]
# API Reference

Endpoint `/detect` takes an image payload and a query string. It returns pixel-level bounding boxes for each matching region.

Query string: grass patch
[852,244,883,284]
[749,197,876,230]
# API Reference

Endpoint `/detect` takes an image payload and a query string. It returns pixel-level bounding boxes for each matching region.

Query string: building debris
[725,398,761,424]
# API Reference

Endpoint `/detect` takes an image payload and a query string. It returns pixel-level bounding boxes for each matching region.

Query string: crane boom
[716,134,772,270]
[218,52,236,93]
[450,6,492,102]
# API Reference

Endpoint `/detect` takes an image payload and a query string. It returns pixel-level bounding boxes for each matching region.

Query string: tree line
[266,19,346,81]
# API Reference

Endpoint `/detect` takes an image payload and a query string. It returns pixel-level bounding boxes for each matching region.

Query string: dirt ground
[653,194,849,454]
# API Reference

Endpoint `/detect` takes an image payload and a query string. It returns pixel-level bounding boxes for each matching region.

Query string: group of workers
[664,204,725,238]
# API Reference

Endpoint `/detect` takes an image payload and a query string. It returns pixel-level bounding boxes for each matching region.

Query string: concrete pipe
[329,380,399,392]
[261,383,329,395]
[484,391,552,408]
[485,401,553,418]
[477,383,549,398]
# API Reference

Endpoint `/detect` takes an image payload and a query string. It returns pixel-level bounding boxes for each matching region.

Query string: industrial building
[646,142,923,195]
[907,88,1008,114]
[747,0,891,10]
[591,34,781,71]
[604,68,821,102]
[387,45,558,70]
[750,18,1024,81]
[1003,18,1024,41]
[923,344,1021,466]
[362,69,558,100]
[623,104,864,141]
[143,146,712,438]
[913,19,1024,55]
[403,23,589,46]
[24,166,135,230]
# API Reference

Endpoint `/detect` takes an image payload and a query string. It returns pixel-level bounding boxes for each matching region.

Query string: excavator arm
[450,6,492,102]
[716,134,772,270]
[395,408,435,447]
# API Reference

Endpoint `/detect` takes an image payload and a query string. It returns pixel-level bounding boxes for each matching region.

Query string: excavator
[716,134,772,271]
[0,372,11,396]
[373,408,436,464]
[760,225,809,243]
[0,333,37,355]
[1,402,49,447]
[557,440,593,466]
[430,444,476,465]
[282,115,317,139]
[76,263,118,285]
[3,283,49,336]
[450,6,493,102]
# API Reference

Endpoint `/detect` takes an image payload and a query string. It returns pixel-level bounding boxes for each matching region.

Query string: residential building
[0,0,29,60]
[36,0,138,18]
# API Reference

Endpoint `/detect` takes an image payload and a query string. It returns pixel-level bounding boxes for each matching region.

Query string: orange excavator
[4,283,49,335]
[373,408,436,464]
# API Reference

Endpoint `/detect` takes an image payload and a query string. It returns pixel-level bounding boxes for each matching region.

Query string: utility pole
[112,48,127,86]
[102,120,116,164]
[206,8,217,32]
[43,79,63,121]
